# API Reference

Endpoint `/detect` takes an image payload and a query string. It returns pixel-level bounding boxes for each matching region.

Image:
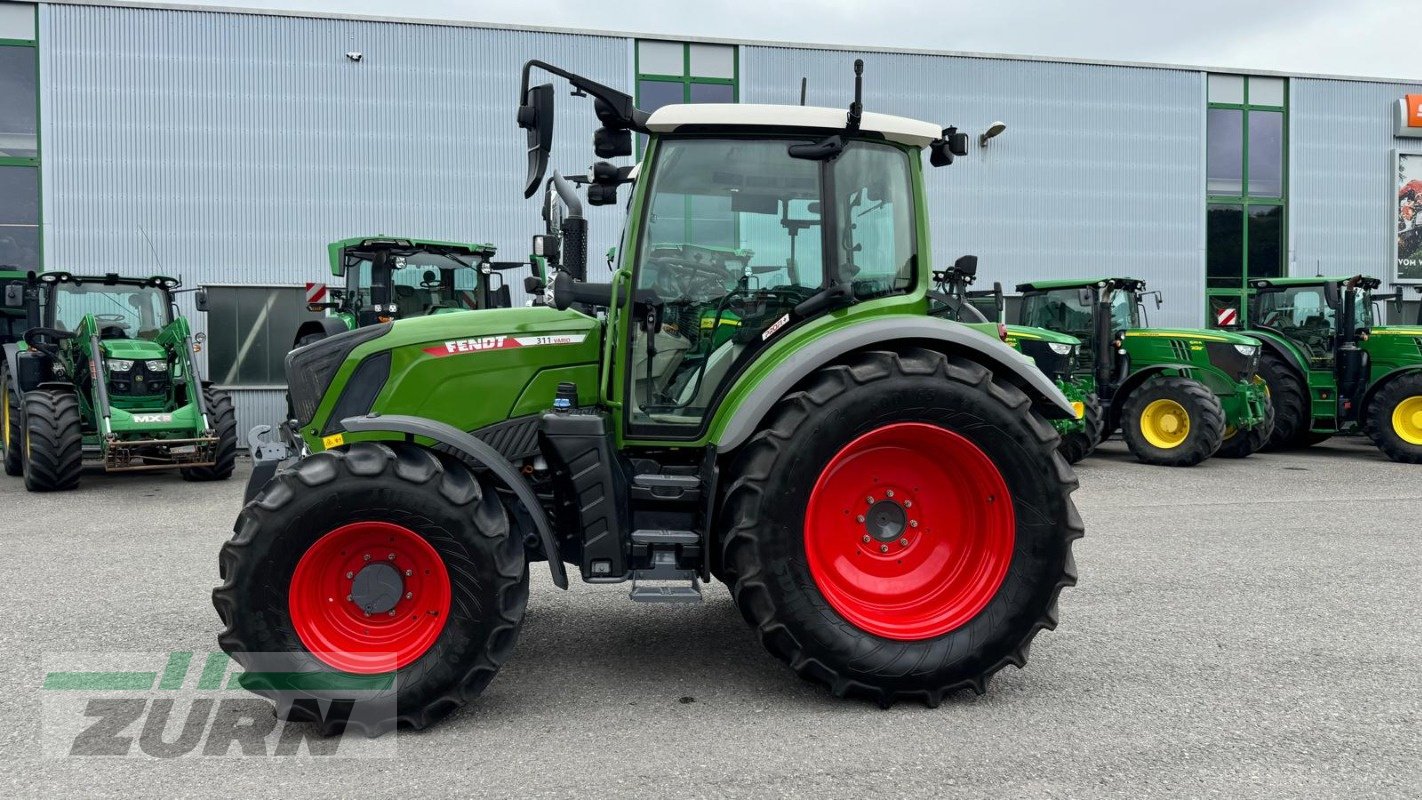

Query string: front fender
[1362,366,1422,418]
[339,413,568,589]
[711,316,1075,452]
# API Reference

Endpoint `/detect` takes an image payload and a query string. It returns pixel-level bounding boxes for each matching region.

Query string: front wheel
[1216,383,1276,459]
[1058,391,1103,465]
[181,388,238,481]
[213,442,529,736]
[719,348,1082,705]
[1,368,21,477]
[1120,376,1225,467]
[22,389,83,492]
[1365,373,1422,464]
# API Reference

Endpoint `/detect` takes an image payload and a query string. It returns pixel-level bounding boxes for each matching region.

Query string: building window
[204,285,324,387]
[1206,74,1287,303]
[635,40,738,116]
[0,5,39,271]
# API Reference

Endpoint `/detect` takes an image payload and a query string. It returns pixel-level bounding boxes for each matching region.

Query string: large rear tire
[21,389,83,492]
[719,348,1082,706]
[1365,373,1422,464]
[1257,351,1308,451]
[1120,375,1224,467]
[213,442,528,736]
[1,368,21,477]
[1058,391,1103,465]
[181,387,238,481]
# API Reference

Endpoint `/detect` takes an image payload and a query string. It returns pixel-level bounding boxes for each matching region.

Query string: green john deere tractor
[215,60,1084,734]
[929,257,1099,463]
[289,237,534,348]
[3,272,237,491]
[1016,277,1273,466]
[1243,275,1422,462]
[1,267,42,475]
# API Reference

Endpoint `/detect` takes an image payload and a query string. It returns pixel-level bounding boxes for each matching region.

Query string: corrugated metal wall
[743,46,1207,327]
[1291,78,1422,285]
[39,4,632,442]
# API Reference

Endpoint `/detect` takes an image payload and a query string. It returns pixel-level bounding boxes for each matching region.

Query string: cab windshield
[1254,285,1370,360]
[1022,288,1096,338]
[349,251,482,316]
[50,280,170,338]
[628,136,917,429]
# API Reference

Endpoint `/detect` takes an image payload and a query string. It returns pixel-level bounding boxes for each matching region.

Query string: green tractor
[1016,277,1273,466]
[929,258,1099,463]
[3,272,237,491]
[215,60,1084,734]
[290,237,533,348]
[1242,275,1422,463]
[1,267,42,475]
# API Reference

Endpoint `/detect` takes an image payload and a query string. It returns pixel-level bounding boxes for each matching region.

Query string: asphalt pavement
[0,437,1417,798]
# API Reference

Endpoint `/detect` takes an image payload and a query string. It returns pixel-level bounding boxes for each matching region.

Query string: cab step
[628,530,702,604]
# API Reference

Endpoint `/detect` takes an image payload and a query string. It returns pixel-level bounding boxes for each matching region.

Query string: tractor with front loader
[289,237,534,348]
[215,60,1084,734]
[1016,277,1273,466]
[929,258,1100,463]
[3,272,237,491]
[1242,275,1422,462]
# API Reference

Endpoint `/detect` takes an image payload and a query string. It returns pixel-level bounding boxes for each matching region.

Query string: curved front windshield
[349,252,483,316]
[51,281,170,338]
[1022,288,1096,338]
[628,137,917,429]
[1254,285,1371,357]
[1109,289,1138,331]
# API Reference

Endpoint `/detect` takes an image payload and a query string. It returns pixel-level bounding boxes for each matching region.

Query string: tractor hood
[1004,324,1079,346]
[1124,328,1261,346]
[101,339,167,360]
[1369,325,1422,336]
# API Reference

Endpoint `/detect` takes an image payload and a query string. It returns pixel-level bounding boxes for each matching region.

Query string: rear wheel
[1120,375,1224,467]
[719,348,1082,705]
[181,387,238,481]
[1057,391,1103,465]
[2,368,21,477]
[22,389,83,492]
[1365,373,1422,464]
[213,442,528,735]
[1257,351,1308,451]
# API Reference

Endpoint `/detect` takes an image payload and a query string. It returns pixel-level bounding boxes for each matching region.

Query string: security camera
[345,51,363,63]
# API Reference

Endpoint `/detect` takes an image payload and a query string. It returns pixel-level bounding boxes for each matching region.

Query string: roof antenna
[846,59,863,133]
[138,224,165,274]
[799,77,807,106]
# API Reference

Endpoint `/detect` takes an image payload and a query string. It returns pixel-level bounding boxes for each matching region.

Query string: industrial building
[4,0,1421,441]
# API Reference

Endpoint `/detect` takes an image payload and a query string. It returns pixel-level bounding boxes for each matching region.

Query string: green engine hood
[100,339,168,360]
[1004,324,1080,346]
[1124,327,1261,346]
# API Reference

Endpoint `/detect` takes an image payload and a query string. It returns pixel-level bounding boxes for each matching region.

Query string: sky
[168,0,1419,80]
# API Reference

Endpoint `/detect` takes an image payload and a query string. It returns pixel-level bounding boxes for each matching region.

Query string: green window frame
[0,11,42,271]
[1205,74,1287,323]
[634,40,740,110]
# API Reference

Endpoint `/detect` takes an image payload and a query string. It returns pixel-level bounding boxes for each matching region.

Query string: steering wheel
[648,255,736,301]
[94,313,132,330]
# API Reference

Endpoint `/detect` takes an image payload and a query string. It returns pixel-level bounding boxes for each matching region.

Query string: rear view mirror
[1323,280,1341,309]
[731,193,779,215]
[953,254,978,279]
[3,283,23,308]
[194,288,209,312]
[518,83,555,199]
[1079,288,1094,307]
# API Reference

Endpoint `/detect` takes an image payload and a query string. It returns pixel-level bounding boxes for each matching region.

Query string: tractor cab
[1017,278,1148,390]
[1,268,40,346]
[1248,276,1378,370]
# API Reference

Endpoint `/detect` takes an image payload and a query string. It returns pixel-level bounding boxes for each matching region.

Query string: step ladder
[627,528,702,604]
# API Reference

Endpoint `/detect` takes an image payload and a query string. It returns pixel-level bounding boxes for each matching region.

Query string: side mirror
[953,254,978,279]
[1079,288,1095,307]
[1322,280,1341,309]
[518,83,555,199]
[532,234,561,268]
[194,288,209,312]
[3,283,23,308]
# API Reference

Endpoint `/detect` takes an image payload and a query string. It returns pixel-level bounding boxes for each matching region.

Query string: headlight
[146,360,169,372]
[107,359,134,372]
[1233,344,1257,356]
[1048,342,1074,355]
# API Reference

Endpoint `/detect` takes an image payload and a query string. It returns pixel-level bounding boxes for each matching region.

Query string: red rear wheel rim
[804,422,1015,641]
[289,521,452,674]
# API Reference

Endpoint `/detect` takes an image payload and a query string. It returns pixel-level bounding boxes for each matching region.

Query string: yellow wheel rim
[1393,396,1422,446]
[1141,398,1191,449]
[1,390,8,451]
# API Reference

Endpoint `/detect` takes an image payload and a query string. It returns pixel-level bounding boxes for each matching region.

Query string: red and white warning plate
[1215,307,1238,327]
[305,282,328,304]
[423,333,588,357]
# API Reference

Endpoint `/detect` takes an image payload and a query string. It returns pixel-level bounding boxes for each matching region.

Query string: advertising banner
[1395,151,1422,282]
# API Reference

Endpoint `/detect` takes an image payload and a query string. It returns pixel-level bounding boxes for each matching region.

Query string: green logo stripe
[43,672,156,691]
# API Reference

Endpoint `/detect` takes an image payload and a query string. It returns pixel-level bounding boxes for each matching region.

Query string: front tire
[2,368,21,477]
[181,387,238,481]
[1120,375,1224,467]
[1058,391,1103,465]
[1365,373,1422,464]
[213,442,529,735]
[719,348,1082,705]
[1216,385,1276,459]
[22,389,83,492]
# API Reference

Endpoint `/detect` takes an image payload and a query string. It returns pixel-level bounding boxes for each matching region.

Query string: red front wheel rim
[804,422,1016,641]
[289,521,452,674]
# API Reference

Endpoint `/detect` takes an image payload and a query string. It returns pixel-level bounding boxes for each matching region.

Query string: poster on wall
[1396,151,1422,282]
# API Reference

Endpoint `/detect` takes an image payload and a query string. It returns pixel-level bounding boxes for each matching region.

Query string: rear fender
[339,413,568,589]
[1362,366,1422,419]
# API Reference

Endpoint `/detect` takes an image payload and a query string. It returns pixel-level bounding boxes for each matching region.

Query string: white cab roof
[644,104,943,148]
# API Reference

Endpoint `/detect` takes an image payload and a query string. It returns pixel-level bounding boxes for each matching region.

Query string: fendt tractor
[1016,277,1273,466]
[1241,275,1422,463]
[288,237,534,348]
[929,257,1101,463]
[2,272,237,491]
[215,60,1085,734]
[1,267,41,475]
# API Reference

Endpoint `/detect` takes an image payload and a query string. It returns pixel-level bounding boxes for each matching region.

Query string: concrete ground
[0,437,1418,798]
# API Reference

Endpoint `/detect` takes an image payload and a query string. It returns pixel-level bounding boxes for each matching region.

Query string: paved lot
[0,437,1418,798]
